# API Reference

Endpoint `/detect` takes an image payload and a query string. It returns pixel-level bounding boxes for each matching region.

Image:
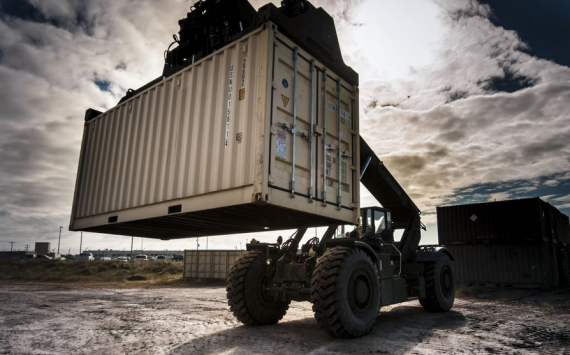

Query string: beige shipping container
[184,250,245,280]
[70,22,360,239]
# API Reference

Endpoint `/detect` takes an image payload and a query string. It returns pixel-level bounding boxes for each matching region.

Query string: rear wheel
[311,247,380,338]
[226,250,290,325]
[420,252,455,312]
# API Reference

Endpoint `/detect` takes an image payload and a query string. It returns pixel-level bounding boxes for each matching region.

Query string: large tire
[310,247,380,338]
[420,252,455,312]
[226,250,290,325]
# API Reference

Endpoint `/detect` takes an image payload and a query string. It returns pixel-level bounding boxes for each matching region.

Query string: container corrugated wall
[447,243,557,287]
[74,33,264,219]
[183,250,245,280]
[70,23,359,239]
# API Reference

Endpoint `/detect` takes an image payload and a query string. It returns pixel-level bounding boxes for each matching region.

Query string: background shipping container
[437,198,569,245]
[446,242,558,288]
[70,23,359,239]
[183,250,245,280]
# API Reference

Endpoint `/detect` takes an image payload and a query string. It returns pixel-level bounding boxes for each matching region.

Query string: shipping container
[183,250,245,280]
[35,242,50,255]
[70,23,360,239]
[437,198,569,245]
[446,242,558,288]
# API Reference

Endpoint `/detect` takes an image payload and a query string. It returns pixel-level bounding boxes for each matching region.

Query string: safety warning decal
[281,94,290,108]
[239,88,245,101]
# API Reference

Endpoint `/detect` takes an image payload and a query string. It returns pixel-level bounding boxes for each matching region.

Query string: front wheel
[310,247,381,338]
[420,252,455,312]
[226,250,290,325]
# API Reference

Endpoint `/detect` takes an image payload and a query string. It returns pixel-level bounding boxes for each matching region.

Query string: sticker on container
[281,94,290,108]
[224,64,234,148]
[276,130,287,159]
[239,88,245,101]
[236,132,243,143]
[282,78,289,88]
[241,58,247,87]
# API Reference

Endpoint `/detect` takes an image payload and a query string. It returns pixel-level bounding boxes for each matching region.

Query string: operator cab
[360,206,395,245]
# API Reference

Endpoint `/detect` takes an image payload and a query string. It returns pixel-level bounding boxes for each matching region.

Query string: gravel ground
[0,282,569,354]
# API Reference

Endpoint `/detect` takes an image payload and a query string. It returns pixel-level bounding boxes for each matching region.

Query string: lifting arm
[359,137,425,261]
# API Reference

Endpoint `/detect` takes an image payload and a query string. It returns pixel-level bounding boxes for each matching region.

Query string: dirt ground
[0,282,569,355]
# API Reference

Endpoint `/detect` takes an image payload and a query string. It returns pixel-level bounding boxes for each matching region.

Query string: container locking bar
[308,60,315,202]
[290,46,299,197]
[336,79,342,210]
[321,69,328,206]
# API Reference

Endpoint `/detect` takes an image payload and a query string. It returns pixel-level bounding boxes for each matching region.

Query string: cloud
[0,0,568,251]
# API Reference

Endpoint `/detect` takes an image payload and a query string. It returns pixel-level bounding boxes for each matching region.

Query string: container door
[269,36,357,209]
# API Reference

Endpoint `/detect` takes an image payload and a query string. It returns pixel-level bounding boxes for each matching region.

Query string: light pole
[9,242,14,252]
[80,232,83,253]
[68,247,72,254]
[58,226,62,254]
[130,236,134,259]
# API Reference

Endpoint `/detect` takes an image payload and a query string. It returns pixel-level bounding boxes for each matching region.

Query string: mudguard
[416,245,454,262]
[325,239,380,263]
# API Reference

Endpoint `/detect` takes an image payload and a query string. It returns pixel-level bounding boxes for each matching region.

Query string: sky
[0,0,569,254]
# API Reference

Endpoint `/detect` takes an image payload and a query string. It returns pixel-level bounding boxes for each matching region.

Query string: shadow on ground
[172,303,466,355]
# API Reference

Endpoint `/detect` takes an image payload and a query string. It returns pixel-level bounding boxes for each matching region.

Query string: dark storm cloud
[0,0,94,34]
[479,0,570,67]
[451,172,570,215]
[482,67,536,93]
[0,0,188,249]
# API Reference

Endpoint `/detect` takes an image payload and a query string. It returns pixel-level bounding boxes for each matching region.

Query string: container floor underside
[78,203,351,239]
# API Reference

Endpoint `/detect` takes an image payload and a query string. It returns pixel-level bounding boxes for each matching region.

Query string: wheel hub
[440,266,453,297]
[348,270,373,316]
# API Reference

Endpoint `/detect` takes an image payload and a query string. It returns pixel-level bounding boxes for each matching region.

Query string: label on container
[328,102,352,124]
[276,130,287,159]
[281,94,290,108]
[225,64,234,148]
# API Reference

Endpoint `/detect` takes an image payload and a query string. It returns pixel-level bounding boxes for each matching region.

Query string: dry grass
[0,259,185,287]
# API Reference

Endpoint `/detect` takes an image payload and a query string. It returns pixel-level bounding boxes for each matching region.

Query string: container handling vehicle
[72,0,455,338]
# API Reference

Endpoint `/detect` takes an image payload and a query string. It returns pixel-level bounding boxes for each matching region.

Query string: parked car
[134,254,148,261]
[99,257,112,261]
[172,255,183,262]
[155,255,167,261]
[24,254,36,260]
[37,254,52,260]
[77,252,94,261]
[116,256,130,262]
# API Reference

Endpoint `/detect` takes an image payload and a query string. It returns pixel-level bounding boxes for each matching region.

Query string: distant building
[86,249,185,259]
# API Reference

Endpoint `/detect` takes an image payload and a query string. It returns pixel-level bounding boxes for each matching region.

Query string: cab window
[374,210,386,233]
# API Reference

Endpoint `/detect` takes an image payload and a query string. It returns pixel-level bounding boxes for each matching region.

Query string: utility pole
[80,232,83,253]
[25,245,29,252]
[130,236,134,259]
[58,226,62,254]
[9,242,14,252]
